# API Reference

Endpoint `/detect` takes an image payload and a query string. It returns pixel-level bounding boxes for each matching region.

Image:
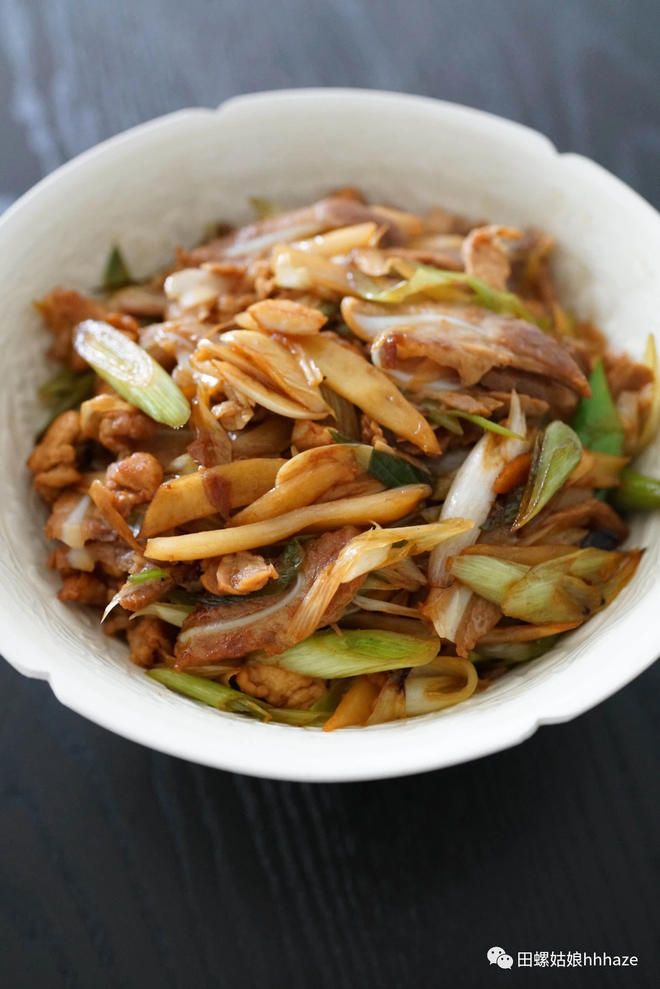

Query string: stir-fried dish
[27,190,660,729]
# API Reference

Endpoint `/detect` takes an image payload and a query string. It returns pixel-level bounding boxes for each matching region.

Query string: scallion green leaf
[371,264,540,325]
[103,245,134,290]
[572,360,624,455]
[264,707,330,726]
[328,436,432,486]
[513,420,582,529]
[251,628,439,678]
[611,468,660,512]
[128,568,169,585]
[147,668,329,725]
[470,638,559,664]
[465,275,539,324]
[501,570,600,624]
[36,368,96,439]
[329,429,356,444]
[248,196,282,219]
[73,320,191,428]
[456,547,639,626]
[421,405,465,435]
[274,538,305,589]
[449,556,529,605]
[310,679,348,713]
[147,668,271,720]
[423,402,524,439]
[367,448,432,488]
[458,412,523,439]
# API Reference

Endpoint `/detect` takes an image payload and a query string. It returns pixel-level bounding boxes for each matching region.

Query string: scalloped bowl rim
[0,88,658,781]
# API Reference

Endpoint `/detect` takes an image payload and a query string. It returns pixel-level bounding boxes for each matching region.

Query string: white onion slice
[60,495,92,549]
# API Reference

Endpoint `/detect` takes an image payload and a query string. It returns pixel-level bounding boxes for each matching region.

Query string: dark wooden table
[1,1,659,986]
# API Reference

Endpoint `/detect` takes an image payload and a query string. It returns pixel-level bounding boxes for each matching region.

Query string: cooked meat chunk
[138,318,206,367]
[25,190,654,730]
[102,610,131,636]
[508,228,557,305]
[360,413,386,446]
[48,544,76,575]
[370,304,590,396]
[174,527,365,667]
[58,573,110,606]
[37,289,139,368]
[455,596,501,658]
[105,453,163,514]
[126,616,175,668]
[246,298,328,335]
[187,196,414,264]
[80,394,156,457]
[480,369,580,419]
[521,490,629,545]
[234,659,325,709]
[461,225,521,291]
[291,419,334,451]
[201,552,278,596]
[27,410,81,502]
[48,538,136,581]
[603,351,653,398]
[84,541,139,578]
[418,389,504,416]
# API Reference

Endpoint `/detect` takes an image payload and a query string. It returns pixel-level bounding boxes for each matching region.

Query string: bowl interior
[1,90,658,780]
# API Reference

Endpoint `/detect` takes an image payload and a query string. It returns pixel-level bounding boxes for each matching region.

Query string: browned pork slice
[349,302,590,397]
[519,491,629,546]
[173,527,365,667]
[461,225,521,291]
[187,196,414,263]
[479,369,582,419]
[417,389,505,416]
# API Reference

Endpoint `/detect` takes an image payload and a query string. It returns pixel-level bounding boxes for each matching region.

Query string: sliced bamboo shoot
[145,484,431,560]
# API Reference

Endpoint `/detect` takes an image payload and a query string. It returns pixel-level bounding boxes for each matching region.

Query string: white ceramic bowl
[1,89,658,781]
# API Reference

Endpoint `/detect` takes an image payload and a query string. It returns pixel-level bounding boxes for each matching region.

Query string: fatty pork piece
[174,527,365,667]
[187,195,416,263]
[342,299,590,397]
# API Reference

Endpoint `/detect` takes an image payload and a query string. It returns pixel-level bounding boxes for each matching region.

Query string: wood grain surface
[1,1,659,986]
